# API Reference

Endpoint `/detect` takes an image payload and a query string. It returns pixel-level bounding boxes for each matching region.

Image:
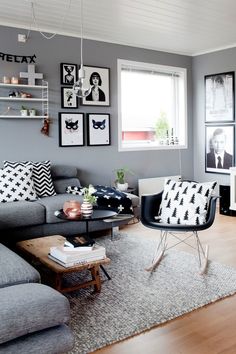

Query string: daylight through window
[117,59,187,151]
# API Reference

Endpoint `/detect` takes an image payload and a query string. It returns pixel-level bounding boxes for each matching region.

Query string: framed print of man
[205,125,234,174]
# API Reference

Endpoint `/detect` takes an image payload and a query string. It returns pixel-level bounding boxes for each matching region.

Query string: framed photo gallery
[60,63,110,107]
[204,71,235,174]
[58,113,111,147]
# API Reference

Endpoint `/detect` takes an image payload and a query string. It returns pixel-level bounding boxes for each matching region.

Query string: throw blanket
[66,185,133,215]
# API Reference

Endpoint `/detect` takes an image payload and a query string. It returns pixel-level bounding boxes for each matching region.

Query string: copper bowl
[63,200,81,219]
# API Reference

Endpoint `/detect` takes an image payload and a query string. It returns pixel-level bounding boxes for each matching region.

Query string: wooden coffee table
[16,235,110,293]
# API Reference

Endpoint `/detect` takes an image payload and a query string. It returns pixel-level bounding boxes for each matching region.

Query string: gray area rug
[66,233,236,354]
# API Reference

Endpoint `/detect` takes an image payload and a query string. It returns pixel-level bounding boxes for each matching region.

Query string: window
[117,59,187,151]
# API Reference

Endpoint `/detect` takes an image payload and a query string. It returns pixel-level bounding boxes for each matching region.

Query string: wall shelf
[0,98,47,101]
[0,83,47,89]
[0,80,49,119]
[0,115,48,119]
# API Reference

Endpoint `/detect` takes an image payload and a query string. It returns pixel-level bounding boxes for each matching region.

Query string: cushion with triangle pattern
[3,160,56,198]
[159,179,217,225]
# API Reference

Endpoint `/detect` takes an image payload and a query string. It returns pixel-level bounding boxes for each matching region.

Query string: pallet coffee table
[16,235,110,293]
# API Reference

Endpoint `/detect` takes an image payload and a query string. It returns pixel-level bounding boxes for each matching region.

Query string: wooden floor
[94,211,236,354]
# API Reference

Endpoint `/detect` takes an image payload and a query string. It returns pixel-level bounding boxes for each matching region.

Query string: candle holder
[3,76,10,84]
[11,77,19,84]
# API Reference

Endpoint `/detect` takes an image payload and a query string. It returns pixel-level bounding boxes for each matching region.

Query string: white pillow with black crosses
[0,166,37,203]
[3,160,56,198]
[66,186,82,195]
[159,179,217,225]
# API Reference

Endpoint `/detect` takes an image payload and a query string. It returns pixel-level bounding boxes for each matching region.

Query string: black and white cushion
[4,160,56,198]
[66,186,82,195]
[159,179,217,225]
[0,166,37,203]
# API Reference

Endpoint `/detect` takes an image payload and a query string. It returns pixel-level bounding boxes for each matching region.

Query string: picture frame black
[205,124,235,174]
[60,63,78,85]
[87,113,111,146]
[81,65,110,106]
[59,112,84,147]
[61,87,78,109]
[205,71,235,123]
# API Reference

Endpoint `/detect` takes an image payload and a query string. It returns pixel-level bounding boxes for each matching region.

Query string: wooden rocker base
[145,244,209,275]
[145,250,165,272]
[199,245,209,275]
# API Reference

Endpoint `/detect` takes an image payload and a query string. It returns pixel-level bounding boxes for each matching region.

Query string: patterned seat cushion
[4,160,56,198]
[159,179,217,225]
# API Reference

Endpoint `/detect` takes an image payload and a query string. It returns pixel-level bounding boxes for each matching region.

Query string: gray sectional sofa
[0,164,140,245]
[0,243,74,353]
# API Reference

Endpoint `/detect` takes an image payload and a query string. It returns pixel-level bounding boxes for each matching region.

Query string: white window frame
[117,59,188,152]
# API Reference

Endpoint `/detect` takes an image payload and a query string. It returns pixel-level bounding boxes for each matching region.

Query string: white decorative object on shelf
[2,76,10,84]
[20,64,43,85]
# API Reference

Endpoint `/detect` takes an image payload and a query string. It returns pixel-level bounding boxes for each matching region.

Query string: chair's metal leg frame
[145,230,209,274]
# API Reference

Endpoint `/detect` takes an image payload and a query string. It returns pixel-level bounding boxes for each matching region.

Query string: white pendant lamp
[73,0,91,97]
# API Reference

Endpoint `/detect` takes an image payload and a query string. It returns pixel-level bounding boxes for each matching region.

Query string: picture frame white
[61,87,78,109]
[59,112,84,147]
[60,63,78,85]
[205,124,235,174]
[205,72,235,122]
[87,113,111,146]
[81,66,110,106]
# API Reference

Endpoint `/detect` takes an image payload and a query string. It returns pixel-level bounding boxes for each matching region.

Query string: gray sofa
[0,243,74,353]
[0,164,140,245]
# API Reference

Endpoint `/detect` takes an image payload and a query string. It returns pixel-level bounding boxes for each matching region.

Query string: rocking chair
[141,191,218,274]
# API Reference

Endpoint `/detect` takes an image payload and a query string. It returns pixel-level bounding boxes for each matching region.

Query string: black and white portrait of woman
[205,72,234,122]
[82,66,110,106]
[86,72,106,102]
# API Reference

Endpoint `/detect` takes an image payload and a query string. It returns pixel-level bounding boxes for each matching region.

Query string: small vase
[117,182,128,192]
[81,199,93,217]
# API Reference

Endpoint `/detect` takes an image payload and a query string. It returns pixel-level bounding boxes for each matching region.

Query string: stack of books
[48,236,106,268]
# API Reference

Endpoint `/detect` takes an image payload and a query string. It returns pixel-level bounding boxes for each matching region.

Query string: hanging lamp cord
[80,0,84,68]
[27,0,72,40]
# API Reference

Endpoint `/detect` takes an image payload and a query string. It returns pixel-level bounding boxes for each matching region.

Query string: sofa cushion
[51,164,78,179]
[0,325,74,354]
[0,166,37,203]
[0,283,70,344]
[4,160,56,198]
[0,243,40,288]
[0,200,45,230]
[37,194,84,223]
[53,177,81,194]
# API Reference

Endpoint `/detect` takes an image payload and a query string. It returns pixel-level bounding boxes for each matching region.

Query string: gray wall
[193,48,236,188]
[0,25,193,188]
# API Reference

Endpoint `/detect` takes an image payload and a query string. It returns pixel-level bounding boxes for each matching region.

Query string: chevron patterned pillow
[0,166,37,203]
[4,160,56,198]
[159,179,217,225]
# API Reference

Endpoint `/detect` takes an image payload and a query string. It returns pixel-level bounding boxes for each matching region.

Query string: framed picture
[205,71,235,122]
[205,124,234,174]
[81,66,110,106]
[87,113,111,146]
[59,113,84,147]
[60,63,78,85]
[61,87,78,108]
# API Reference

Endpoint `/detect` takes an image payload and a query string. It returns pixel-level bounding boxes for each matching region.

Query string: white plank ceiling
[1,0,236,56]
